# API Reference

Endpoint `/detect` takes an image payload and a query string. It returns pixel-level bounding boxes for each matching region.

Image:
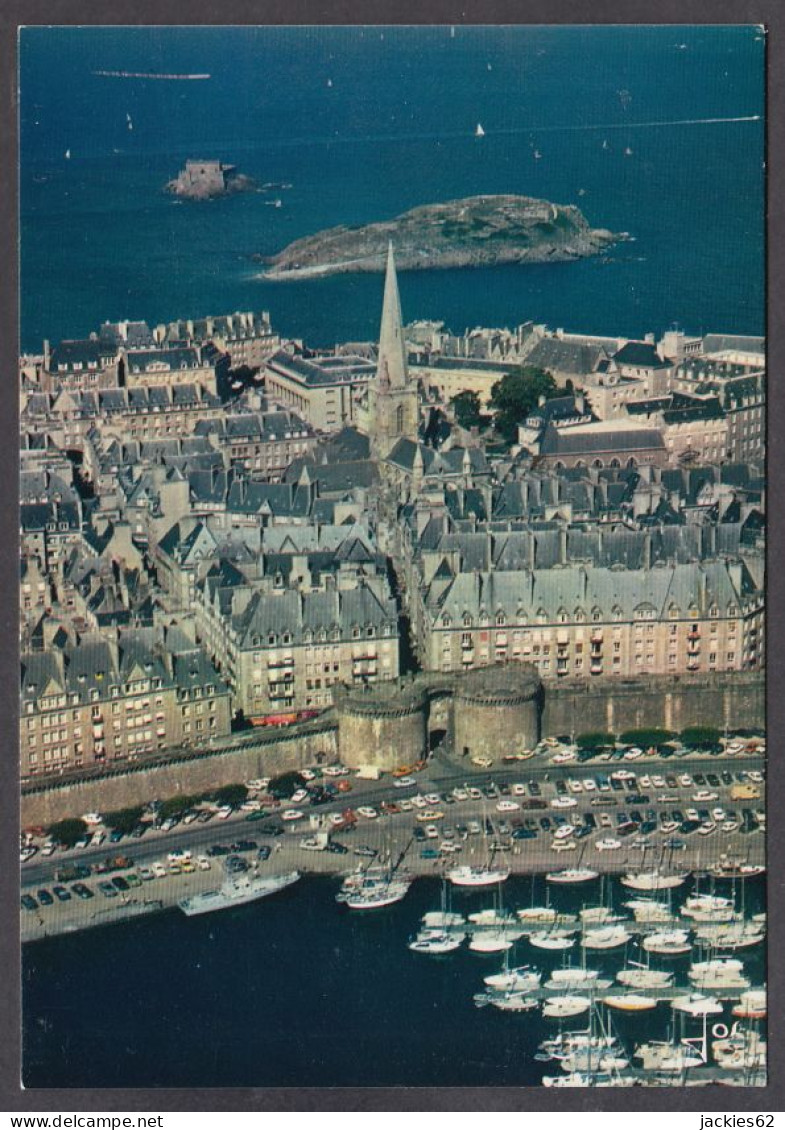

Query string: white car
[168,849,191,862]
[281,809,305,822]
[241,799,262,812]
[582,779,597,792]
[679,775,693,788]
[748,770,764,784]
[300,769,316,781]
[471,756,493,768]
[512,783,527,796]
[151,862,167,878]
[596,838,622,851]
[567,780,583,794]
[685,808,700,822]
[651,775,666,788]
[599,813,614,828]
[196,856,211,871]
[550,796,578,809]
[395,777,417,789]
[721,820,739,834]
[411,795,428,809]
[329,813,345,826]
[290,789,309,804]
[693,790,719,802]
[554,825,574,840]
[660,820,679,834]
[451,787,469,801]
[82,812,103,826]
[638,774,651,788]
[424,825,440,840]
[552,751,577,764]
[468,787,482,801]
[423,793,442,806]
[247,778,270,791]
[356,806,378,819]
[611,770,635,780]
[398,799,414,812]
[216,805,233,820]
[551,839,577,852]
[624,749,644,760]
[322,766,345,777]
[698,821,716,836]
[440,841,460,854]
[496,799,520,812]
[712,807,727,822]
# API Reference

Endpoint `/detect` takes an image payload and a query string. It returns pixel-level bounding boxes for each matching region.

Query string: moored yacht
[408,929,464,955]
[545,967,607,991]
[529,929,575,951]
[447,864,510,888]
[732,988,767,1019]
[616,967,673,990]
[671,994,724,1017]
[468,930,515,953]
[545,868,599,885]
[422,909,465,929]
[602,993,659,1012]
[708,860,765,881]
[620,871,689,892]
[581,925,631,951]
[542,995,592,1019]
[484,965,541,991]
[712,1028,767,1071]
[634,1041,704,1073]
[642,929,693,956]
[343,877,412,910]
[688,958,750,991]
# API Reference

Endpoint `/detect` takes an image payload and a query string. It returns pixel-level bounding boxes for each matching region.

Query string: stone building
[20,628,231,779]
[413,559,763,682]
[263,348,376,431]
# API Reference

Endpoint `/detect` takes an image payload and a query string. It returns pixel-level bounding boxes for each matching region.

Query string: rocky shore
[261,194,621,279]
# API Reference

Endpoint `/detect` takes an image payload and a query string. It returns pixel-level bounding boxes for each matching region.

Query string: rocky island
[261,194,621,279]
[165,159,255,200]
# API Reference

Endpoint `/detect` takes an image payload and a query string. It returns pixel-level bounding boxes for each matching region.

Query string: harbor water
[22,872,766,1088]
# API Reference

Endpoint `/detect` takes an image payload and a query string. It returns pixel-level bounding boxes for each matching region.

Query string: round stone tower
[333,679,429,771]
[452,664,541,764]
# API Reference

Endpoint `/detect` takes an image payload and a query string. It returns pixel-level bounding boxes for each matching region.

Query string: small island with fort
[260,194,623,279]
[165,159,256,200]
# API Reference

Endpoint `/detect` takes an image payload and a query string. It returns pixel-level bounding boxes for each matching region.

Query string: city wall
[21,671,765,826]
[542,672,765,737]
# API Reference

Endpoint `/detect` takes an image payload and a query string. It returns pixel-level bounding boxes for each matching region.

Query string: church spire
[376,241,408,389]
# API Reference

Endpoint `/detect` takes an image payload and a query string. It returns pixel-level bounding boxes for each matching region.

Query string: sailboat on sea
[475,123,485,138]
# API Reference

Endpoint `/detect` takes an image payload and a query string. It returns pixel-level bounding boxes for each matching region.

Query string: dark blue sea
[20,25,764,353]
[23,874,767,1088]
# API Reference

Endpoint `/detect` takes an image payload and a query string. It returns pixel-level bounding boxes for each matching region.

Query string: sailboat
[126,112,133,131]
[533,149,542,160]
[447,811,509,887]
[624,146,633,156]
[475,123,485,138]
[64,149,71,160]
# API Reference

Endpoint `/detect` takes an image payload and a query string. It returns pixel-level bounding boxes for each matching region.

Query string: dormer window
[496,612,506,627]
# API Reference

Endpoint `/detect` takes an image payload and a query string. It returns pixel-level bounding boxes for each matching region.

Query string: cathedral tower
[369,242,419,459]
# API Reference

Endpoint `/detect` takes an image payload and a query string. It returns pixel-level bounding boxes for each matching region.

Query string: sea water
[20,25,764,352]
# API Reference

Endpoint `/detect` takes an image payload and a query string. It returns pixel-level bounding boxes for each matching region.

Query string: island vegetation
[261,194,621,279]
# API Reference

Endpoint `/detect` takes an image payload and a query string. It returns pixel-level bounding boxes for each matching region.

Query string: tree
[576,731,616,754]
[268,771,307,800]
[212,783,249,808]
[490,366,557,442]
[157,795,202,822]
[103,806,145,835]
[450,390,483,430]
[680,726,721,749]
[618,728,674,749]
[48,818,88,848]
